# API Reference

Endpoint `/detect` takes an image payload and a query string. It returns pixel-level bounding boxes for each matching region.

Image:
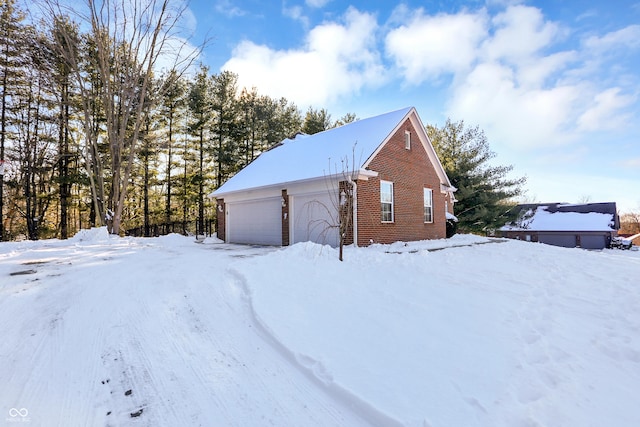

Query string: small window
[404,131,411,150]
[424,188,433,223]
[381,181,394,222]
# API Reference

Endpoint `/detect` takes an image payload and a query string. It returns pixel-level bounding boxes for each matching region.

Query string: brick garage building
[211,107,456,247]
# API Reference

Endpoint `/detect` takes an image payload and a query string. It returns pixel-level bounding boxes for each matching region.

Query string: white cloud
[619,157,640,169]
[515,51,577,88]
[400,5,640,150]
[220,2,638,156]
[283,4,309,27]
[306,0,331,8]
[384,9,487,83]
[577,88,636,132]
[425,5,582,148]
[222,8,385,106]
[448,61,583,148]
[584,25,640,52]
[481,5,562,63]
[215,0,246,17]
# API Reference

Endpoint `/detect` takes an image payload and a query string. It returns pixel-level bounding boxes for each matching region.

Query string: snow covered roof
[212,107,452,196]
[500,203,618,232]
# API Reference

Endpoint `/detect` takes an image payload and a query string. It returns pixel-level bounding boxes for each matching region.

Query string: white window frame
[424,188,433,223]
[381,180,394,223]
[404,130,411,150]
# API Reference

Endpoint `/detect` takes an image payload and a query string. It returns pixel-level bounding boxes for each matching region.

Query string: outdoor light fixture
[340,190,347,206]
[281,197,287,207]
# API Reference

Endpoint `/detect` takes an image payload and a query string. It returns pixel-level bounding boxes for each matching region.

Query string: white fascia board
[212,168,379,201]
[440,183,457,194]
[212,175,343,202]
[356,168,378,180]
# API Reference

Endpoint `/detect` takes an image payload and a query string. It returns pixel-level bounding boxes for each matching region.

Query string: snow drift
[1,231,639,426]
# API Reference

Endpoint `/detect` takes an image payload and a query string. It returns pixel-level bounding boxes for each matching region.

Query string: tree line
[0,0,524,241]
[0,0,357,240]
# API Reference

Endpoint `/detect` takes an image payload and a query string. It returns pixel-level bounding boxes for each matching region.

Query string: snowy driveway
[2,231,640,427]
[0,234,369,427]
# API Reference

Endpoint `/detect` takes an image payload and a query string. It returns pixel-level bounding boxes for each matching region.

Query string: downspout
[351,178,358,247]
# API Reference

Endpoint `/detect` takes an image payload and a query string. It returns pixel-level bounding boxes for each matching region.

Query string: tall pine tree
[159,70,186,228]
[0,0,28,240]
[427,119,526,234]
[188,65,213,235]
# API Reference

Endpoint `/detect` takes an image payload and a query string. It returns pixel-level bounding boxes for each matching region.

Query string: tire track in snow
[1,237,376,426]
[0,247,81,424]
[87,240,371,426]
[228,267,403,427]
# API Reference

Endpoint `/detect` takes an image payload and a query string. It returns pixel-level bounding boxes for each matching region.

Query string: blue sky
[180,0,640,213]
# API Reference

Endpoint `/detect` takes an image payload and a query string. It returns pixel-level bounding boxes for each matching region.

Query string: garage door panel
[580,235,607,249]
[292,192,339,247]
[538,233,576,248]
[228,198,281,245]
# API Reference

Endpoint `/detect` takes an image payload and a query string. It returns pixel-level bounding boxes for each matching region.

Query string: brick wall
[216,198,226,241]
[356,119,447,246]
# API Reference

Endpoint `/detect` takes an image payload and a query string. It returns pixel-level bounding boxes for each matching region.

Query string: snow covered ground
[1,230,639,427]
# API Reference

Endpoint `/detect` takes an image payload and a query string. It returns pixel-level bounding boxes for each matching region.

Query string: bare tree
[620,209,640,235]
[42,0,202,234]
[301,146,358,261]
[334,156,357,262]
[577,194,593,204]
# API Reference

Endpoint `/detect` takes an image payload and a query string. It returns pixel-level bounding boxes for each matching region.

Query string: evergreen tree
[302,107,331,135]
[159,70,186,228]
[188,65,213,235]
[50,16,78,239]
[10,27,59,240]
[210,70,240,188]
[334,112,357,127]
[237,87,263,167]
[0,0,28,240]
[271,97,303,143]
[427,119,526,233]
[237,90,302,169]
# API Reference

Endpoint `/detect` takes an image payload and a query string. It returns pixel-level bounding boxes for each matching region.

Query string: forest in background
[0,0,360,240]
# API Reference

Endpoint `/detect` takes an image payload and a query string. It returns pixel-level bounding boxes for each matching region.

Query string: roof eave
[210,170,377,199]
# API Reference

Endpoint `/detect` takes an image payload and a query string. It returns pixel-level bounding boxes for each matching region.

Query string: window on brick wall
[381,180,394,222]
[424,188,433,223]
[404,130,411,150]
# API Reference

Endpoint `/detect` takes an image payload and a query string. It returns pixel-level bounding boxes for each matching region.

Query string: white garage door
[227,198,281,245]
[291,192,339,247]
